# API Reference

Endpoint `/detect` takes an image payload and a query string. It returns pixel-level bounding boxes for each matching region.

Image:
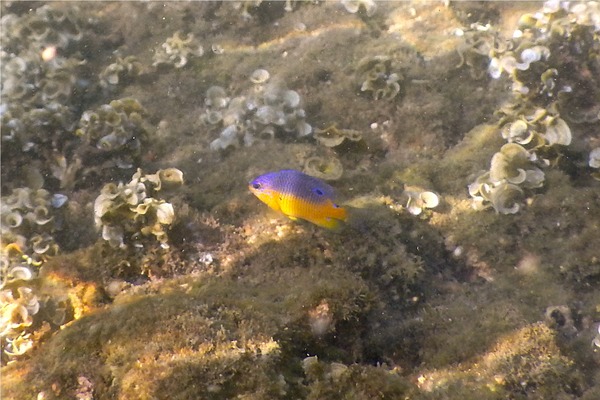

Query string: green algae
[2,1,600,399]
[3,259,377,399]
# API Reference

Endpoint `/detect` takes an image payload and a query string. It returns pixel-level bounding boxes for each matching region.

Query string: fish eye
[333,203,340,208]
[314,188,324,196]
[252,182,261,189]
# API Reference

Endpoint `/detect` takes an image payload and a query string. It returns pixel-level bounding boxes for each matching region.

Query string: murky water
[1,1,599,398]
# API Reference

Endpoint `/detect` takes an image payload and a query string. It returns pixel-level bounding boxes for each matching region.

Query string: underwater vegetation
[0,183,67,363]
[99,55,144,90]
[468,0,600,213]
[94,168,183,249]
[1,1,600,399]
[203,69,312,150]
[357,55,404,101]
[152,30,204,69]
[75,98,153,170]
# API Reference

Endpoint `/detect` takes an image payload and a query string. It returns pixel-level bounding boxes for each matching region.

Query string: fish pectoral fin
[287,216,299,221]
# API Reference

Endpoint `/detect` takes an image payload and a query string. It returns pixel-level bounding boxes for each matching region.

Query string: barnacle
[0,187,61,262]
[7,266,33,282]
[206,78,312,150]
[210,125,240,151]
[357,56,403,101]
[1,5,82,53]
[469,172,521,214]
[314,125,363,148]
[76,98,152,162]
[0,284,41,360]
[157,168,184,190]
[4,333,34,357]
[30,234,57,255]
[204,86,229,108]
[304,156,343,181]
[2,212,23,229]
[472,1,600,212]
[26,205,53,226]
[542,116,571,146]
[489,143,539,185]
[155,202,175,225]
[489,182,523,214]
[94,169,183,249]
[152,31,204,69]
[501,119,535,145]
[403,187,440,216]
[99,56,143,88]
[249,68,270,84]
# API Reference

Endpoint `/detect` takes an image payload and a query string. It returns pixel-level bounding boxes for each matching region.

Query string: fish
[249,169,347,229]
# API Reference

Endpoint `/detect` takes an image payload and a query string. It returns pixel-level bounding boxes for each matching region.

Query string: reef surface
[1,1,599,399]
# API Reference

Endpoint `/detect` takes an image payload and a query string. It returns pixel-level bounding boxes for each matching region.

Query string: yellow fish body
[249,169,347,229]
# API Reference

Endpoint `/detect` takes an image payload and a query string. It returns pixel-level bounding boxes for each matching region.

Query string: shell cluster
[500,111,572,147]
[0,185,66,361]
[0,5,82,53]
[2,102,76,157]
[1,187,64,259]
[99,56,144,89]
[302,124,365,181]
[0,6,156,194]
[402,187,440,216]
[1,5,85,109]
[454,24,499,80]
[357,56,403,101]
[0,282,40,361]
[0,6,83,358]
[152,31,204,69]
[469,144,544,214]
[76,98,152,166]
[314,125,363,148]
[304,156,344,181]
[94,168,184,249]
[470,1,600,213]
[204,69,312,151]
[1,6,87,190]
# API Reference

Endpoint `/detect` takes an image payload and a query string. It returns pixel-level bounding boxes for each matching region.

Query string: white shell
[156,202,175,225]
[51,193,68,208]
[304,156,343,180]
[589,147,600,168]
[250,69,270,84]
[3,211,23,228]
[420,191,440,209]
[490,182,523,214]
[10,266,33,281]
[523,168,545,189]
[282,90,300,108]
[544,117,571,146]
